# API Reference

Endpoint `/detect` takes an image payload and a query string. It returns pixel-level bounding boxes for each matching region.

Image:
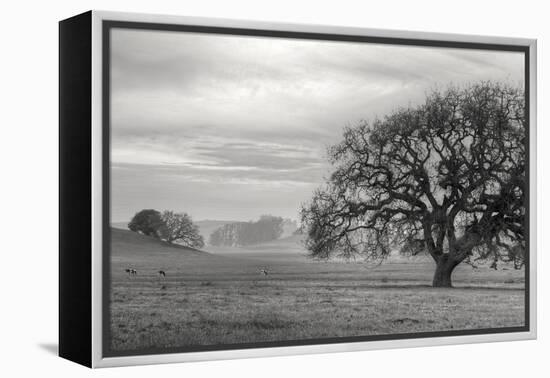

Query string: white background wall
[0,0,546,376]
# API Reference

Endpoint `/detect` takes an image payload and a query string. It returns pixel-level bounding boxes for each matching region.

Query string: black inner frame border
[102,19,531,358]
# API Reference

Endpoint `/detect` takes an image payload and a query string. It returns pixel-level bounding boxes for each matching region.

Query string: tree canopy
[209,215,284,247]
[300,82,526,287]
[128,209,204,249]
[160,210,204,248]
[128,209,164,238]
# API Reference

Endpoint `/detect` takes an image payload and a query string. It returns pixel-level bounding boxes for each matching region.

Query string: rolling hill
[110,227,207,257]
[111,221,129,230]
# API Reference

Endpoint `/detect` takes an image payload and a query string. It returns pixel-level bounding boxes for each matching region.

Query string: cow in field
[125,268,137,276]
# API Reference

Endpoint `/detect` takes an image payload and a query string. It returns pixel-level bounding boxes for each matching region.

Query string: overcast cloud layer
[110,28,524,223]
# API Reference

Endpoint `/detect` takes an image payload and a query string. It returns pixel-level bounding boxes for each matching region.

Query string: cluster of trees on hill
[128,209,204,248]
[209,215,284,246]
[300,82,526,287]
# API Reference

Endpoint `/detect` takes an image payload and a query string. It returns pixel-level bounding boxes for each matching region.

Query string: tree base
[432,277,453,288]
[432,256,457,288]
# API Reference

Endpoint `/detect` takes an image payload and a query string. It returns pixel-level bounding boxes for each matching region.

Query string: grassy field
[109,228,525,352]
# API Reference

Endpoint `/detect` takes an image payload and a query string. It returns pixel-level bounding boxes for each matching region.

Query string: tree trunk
[432,255,458,288]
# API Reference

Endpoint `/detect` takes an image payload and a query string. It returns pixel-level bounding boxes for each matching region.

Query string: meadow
[109,228,525,352]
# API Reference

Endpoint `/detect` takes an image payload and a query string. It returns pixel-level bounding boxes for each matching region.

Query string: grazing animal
[259,268,269,276]
[125,268,137,276]
[158,270,166,277]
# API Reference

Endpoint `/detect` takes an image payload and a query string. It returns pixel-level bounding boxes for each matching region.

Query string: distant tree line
[281,218,299,237]
[209,215,284,246]
[128,209,204,248]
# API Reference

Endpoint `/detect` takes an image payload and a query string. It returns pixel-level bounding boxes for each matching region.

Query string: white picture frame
[59,10,537,368]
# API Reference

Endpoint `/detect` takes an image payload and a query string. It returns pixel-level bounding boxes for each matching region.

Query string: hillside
[110,227,209,258]
[111,221,129,230]
[112,219,239,244]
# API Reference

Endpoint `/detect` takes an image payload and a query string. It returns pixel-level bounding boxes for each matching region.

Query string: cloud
[109,28,524,221]
[112,136,329,186]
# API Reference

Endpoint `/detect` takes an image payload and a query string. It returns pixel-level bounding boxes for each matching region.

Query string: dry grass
[109,228,525,352]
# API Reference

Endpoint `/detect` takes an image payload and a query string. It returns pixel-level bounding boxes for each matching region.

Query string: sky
[110,28,524,223]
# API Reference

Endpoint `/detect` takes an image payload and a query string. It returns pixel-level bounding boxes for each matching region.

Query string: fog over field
[108,27,527,354]
[110,229,525,352]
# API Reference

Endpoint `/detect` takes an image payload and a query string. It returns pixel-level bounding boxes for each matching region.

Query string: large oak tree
[300,83,526,287]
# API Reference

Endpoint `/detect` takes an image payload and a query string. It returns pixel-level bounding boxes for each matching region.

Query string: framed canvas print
[59,10,537,368]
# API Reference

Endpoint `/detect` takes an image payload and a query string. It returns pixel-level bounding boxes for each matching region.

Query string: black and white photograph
[105,23,529,355]
[4,0,549,375]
